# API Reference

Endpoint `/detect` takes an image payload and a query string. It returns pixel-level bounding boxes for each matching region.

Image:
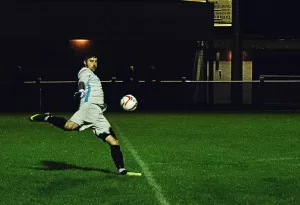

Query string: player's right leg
[30,103,87,131]
[30,113,51,122]
[30,113,80,131]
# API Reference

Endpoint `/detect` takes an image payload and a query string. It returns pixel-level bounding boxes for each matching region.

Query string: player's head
[83,53,98,72]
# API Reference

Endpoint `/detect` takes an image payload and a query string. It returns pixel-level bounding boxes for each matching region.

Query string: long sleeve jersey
[78,67,104,106]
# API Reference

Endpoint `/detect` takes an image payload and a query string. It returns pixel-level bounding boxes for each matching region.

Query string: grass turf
[1,112,300,205]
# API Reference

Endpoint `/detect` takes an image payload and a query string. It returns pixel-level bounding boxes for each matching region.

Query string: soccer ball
[120,94,138,111]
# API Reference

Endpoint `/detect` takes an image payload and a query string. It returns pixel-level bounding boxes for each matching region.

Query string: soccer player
[30,53,128,175]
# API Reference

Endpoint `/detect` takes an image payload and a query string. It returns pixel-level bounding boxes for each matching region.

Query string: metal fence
[1,79,300,112]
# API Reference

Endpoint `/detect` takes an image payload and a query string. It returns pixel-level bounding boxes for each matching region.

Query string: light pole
[231,0,243,105]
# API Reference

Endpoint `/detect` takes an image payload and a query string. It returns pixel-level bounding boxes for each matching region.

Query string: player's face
[84,57,98,71]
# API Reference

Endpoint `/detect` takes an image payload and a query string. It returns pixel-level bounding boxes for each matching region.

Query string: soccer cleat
[118,168,128,175]
[118,169,142,176]
[30,113,51,122]
[126,172,142,176]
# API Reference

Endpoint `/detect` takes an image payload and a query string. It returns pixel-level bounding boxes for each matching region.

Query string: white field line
[115,125,170,205]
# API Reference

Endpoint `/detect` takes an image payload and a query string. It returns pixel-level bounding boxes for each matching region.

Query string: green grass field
[1,112,300,205]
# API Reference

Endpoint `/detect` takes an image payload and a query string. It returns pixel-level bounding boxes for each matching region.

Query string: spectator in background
[15,65,24,84]
[124,65,139,97]
[146,64,161,110]
[124,65,138,83]
[13,64,24,111]
[146,64,160,83]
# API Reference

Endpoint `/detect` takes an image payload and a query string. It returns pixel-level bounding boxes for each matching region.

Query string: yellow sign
[209,0,232,26]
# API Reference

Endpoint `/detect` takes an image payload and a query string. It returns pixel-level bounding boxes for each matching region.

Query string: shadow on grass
[28,160,116,175]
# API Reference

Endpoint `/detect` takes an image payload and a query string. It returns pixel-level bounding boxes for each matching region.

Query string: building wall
[211,61,253,104]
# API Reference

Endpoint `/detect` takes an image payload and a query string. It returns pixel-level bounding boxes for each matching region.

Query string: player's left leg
[97,129,127,175]
[88,105,127,175]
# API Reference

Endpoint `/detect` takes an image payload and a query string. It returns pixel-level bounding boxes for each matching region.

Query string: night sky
[242,0,300,36]
[0,1,299,81]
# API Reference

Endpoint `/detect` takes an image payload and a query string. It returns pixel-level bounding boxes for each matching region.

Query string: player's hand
[101,103,108,112]
[73,89,86,99]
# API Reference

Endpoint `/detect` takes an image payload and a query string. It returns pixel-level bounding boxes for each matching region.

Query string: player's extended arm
[73,69,90,99]
[73,82,86,99]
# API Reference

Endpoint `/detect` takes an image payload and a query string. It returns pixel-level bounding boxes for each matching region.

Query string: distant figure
[124,65,138,83]
[15,65,24,84]
[124,65,139,97]
[146,64,161,110]
[13,65,24,111]
[146,64,160,83]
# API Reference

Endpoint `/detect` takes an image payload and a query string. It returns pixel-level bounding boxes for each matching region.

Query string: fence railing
[2,79,300,112]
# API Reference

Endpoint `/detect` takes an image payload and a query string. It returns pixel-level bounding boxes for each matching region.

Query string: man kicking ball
[30,53,141,176]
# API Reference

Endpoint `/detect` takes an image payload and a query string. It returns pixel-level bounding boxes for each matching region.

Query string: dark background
[1,1,300,82]
[1,1,300,113]
[0,1,213,81]
[242,0,300,37]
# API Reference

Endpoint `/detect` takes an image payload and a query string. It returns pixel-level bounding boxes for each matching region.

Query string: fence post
[111,77,117,111]
[182,77,187,111]
[36,77,42,112]
[259,76,264,111]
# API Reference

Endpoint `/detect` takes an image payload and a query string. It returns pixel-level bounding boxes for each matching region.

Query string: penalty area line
[115,125,170,205]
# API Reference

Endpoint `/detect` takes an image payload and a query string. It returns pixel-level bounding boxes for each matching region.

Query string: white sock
[44,116,50,121]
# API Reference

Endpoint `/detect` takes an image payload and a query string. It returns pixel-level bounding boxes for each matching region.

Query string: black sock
[47,116,67,130]
[110,145,125,170]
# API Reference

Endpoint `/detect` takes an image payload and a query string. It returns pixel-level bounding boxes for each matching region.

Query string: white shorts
[69,102,111,136]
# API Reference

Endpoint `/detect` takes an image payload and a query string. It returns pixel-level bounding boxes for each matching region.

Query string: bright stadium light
[69,39,92,50]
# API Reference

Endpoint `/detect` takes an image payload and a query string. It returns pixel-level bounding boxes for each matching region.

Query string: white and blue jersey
[77,67,104,106]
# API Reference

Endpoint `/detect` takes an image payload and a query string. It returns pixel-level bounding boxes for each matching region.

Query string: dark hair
[84,53,98,61]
